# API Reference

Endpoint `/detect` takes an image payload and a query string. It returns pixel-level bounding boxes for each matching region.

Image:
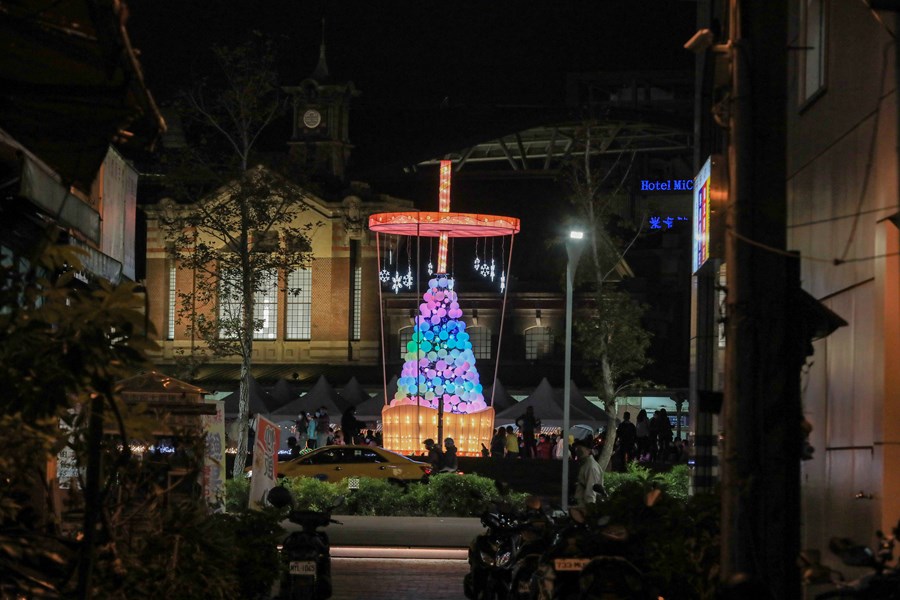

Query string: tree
[160,39,318,479]
[0,236,286,599]
[0,236,156,597]
[566,122,654,471]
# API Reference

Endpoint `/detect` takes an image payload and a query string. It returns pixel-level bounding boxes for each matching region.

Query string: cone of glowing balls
[391,275,488,415]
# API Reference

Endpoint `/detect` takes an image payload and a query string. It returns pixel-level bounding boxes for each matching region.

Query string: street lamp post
[561,230,584,509]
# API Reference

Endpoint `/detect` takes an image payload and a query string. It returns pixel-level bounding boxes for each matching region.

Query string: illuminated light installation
[369,160,520,456]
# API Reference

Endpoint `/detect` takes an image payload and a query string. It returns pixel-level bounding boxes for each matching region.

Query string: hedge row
[226,464,691,516]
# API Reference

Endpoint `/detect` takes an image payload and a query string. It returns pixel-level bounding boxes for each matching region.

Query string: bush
[273,473,528,517]
[225,476,250,512]
[591,468,719,600]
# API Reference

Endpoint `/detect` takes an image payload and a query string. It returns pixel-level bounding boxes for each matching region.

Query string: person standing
[635,409,650,462]
[505,425,520,459]
[305,412,317,449]
[296,413,309,449]
[316,407,330,448]
[614,411,637,469]
[341,406,365,445]
[516,406,541,459]
[574,441,605,506]
[535,434,553,459]
[490,428,506,458]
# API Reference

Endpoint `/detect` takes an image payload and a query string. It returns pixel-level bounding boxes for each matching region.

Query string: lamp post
[561,230,585,509]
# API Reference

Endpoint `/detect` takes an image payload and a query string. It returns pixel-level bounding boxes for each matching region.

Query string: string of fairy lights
[378,235,508,294]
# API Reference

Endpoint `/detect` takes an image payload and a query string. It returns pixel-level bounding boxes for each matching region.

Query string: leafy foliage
[234,473,529,517]
[591,476,721,600]
[575,288,653,403]
[1,240,288,599]
[158,38,319,478]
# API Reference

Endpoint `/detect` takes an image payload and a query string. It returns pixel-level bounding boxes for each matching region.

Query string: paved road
[331,557,469,600]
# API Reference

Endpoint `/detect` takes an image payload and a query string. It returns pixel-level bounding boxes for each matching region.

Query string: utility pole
[721,1,801,598]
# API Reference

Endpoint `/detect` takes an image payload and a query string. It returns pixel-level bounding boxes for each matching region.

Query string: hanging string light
[379,235,391,283]
[473,237,481,272]
[489,238,496,281]
[427,238,434,276]
[500,235,507,292]
[404,237,414,288]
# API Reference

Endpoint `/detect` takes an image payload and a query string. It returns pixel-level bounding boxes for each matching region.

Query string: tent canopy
[484,378,516,412]
[496,378,607,429]
[222,375,274,416]
[270,378,300,409]
[355,375,397,421]
[339,376,371,407]
[272,375,346,418]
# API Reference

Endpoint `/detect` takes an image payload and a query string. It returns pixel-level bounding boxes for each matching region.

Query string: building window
[399,326,414,360]
[799,0,827,105]
[218,267,278,340]
[218,266,242,339]
[468,326,492,360]
[167,262,176,340]
[286,268,312,340]
[525,326,554,360]
[351,266,362,341]
[253,269,278,340]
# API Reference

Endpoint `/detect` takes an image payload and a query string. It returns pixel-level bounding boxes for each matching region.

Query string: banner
[249,414,280,510]
[201,400,226,513]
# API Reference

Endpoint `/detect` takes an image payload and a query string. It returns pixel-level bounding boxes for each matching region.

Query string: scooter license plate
[554,557,590,571]
[289,561,316,576]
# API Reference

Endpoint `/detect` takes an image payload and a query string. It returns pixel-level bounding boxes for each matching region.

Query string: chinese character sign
[249,414,280,510]
[201,401,226,513]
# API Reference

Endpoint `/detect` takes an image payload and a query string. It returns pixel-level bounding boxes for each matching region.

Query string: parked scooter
[465,506,527,600]
[530,506,656,600]
[267,486,343,600]
[810,520,899,599]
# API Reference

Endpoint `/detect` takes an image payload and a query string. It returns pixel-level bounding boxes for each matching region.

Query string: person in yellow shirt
[505,425,520,459]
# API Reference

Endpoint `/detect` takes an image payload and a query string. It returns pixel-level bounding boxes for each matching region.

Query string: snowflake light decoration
[379,268,390,283]
[404,267,414,289]
[392,271,403,294]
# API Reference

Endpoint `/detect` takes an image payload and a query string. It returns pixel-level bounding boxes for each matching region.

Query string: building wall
[786,0,900,559]
[143,187,393,377]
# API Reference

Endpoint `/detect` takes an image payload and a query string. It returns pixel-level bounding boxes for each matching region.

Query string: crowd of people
[277,404,690,475]
[285,405,383,458]
[611,408,691,470]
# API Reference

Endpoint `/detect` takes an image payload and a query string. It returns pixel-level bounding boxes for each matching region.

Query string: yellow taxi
[278,445,431,483]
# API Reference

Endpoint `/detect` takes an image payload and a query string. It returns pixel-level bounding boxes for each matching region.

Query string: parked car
[277,445,431,483]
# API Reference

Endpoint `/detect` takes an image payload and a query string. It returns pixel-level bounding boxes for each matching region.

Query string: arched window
[399,326,415,360]
[467,326,492,360]
[525,326,554,360]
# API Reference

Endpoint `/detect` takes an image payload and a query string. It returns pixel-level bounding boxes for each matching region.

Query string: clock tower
[283,27,359,185]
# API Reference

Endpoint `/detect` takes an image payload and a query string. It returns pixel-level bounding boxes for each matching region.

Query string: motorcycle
[267,486,343,600]
[809,519,900,599]
[465,506,528,600]
[530,506,657,600]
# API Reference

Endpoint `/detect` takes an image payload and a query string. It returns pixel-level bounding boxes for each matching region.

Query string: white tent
[496,378,602,428]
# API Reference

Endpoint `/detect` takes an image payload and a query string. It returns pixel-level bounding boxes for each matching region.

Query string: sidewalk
[289,515,484,548]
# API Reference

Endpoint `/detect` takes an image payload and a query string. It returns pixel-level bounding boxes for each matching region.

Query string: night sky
[126,0,697,269]
[126,1,697,386]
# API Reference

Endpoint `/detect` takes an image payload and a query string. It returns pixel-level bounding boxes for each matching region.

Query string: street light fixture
[561,229,585,509]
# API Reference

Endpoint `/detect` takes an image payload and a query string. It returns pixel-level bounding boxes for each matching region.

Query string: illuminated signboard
[692,155,725,273]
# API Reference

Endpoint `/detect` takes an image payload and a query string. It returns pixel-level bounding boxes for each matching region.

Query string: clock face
[302,109,322,129]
